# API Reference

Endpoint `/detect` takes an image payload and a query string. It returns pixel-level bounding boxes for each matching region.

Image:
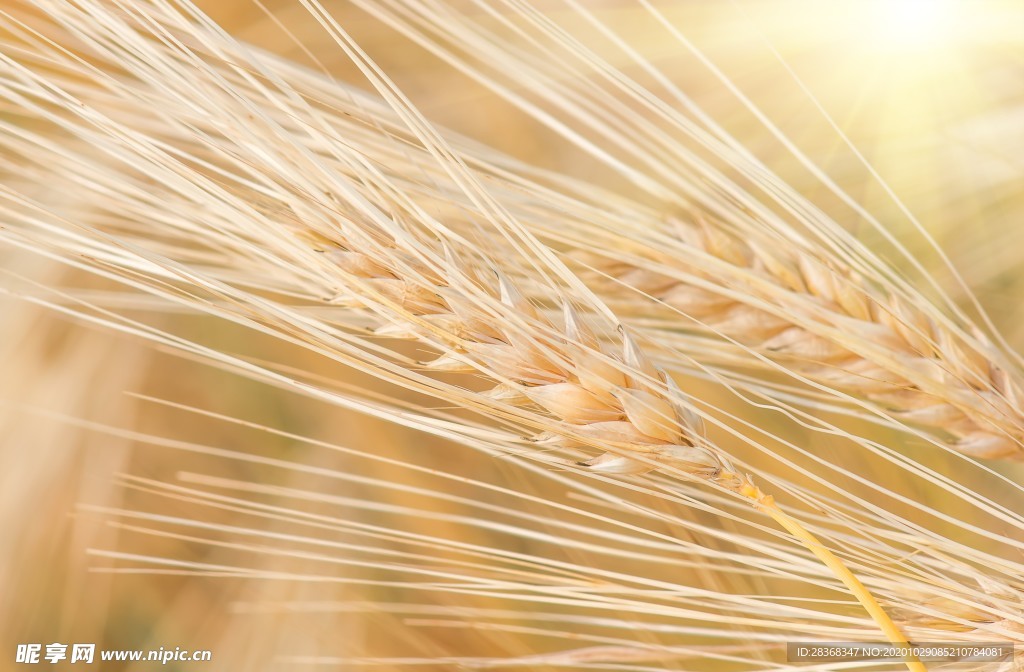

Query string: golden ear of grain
[304,227,937,671]
[577,217,1024,461]
[318,230,724,478]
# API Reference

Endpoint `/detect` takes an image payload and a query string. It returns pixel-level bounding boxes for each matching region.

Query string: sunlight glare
[870,0,958,53]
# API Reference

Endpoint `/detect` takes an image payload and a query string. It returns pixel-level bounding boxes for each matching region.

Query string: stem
[729,474,927,672]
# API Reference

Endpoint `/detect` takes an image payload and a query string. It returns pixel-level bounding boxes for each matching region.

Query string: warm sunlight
[871,0,957,52]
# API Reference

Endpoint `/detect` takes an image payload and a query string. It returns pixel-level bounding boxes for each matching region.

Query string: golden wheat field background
[1,1,1023,670]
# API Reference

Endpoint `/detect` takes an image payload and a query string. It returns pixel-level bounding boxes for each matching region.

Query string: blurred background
[1,0,1022,669]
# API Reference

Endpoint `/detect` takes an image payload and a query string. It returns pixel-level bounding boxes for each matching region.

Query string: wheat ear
[310,230,925,671]
[568,215,1024,462]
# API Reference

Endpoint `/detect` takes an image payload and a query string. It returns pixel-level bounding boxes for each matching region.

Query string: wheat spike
[317,228,725,478]
[569,213,1024,461]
